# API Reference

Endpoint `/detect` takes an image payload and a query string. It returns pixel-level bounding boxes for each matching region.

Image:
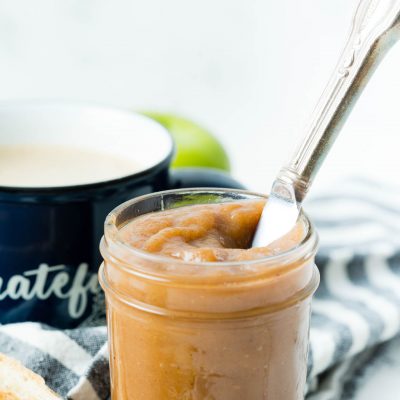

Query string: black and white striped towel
[1,177,400,399]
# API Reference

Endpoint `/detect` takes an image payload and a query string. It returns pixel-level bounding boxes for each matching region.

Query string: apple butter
[100,189,319,400]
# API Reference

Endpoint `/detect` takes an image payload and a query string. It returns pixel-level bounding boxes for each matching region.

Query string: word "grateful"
[0,263,100,319]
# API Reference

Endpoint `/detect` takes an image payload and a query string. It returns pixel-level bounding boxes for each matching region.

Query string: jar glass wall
[99,189,319,400]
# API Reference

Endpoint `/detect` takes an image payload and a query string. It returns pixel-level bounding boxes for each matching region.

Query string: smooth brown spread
[103,199,316,400]
[119,199,304,262]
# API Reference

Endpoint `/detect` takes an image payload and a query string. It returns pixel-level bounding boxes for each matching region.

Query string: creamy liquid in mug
[0,144,142,187]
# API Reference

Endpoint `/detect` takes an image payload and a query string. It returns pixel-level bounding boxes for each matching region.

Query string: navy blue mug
[0,102,243,328]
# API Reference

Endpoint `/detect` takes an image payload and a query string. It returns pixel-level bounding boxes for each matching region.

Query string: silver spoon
[252,0,400,247]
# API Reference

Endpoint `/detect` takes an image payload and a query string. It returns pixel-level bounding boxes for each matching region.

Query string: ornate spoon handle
[278,0,400,203]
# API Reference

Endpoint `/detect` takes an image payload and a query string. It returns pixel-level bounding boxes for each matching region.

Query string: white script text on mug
[0,263,100,319]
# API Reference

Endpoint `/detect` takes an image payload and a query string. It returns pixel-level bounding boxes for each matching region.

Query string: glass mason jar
[99,189,319,400]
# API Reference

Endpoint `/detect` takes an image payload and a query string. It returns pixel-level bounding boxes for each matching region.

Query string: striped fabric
[307,177,400,387]
[1,177,400,399]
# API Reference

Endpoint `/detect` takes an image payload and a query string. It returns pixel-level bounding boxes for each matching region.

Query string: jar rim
[102,188,319,273]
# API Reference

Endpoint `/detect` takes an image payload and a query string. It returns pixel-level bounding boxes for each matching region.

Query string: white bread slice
[0,353,61,400]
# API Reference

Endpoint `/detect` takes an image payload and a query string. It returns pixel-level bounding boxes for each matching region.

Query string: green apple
[142,112,230,172]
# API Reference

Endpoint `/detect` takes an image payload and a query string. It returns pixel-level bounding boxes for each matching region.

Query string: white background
[1,0,400,192]
[1,1,400,397]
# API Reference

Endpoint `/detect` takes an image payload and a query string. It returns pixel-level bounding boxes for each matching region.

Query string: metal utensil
[252,0,400,247]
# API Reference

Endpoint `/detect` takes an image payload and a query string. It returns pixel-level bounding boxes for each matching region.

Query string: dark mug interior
[0,102,243,328]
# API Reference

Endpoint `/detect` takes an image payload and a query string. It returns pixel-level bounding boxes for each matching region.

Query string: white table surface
[0,1,400,398]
